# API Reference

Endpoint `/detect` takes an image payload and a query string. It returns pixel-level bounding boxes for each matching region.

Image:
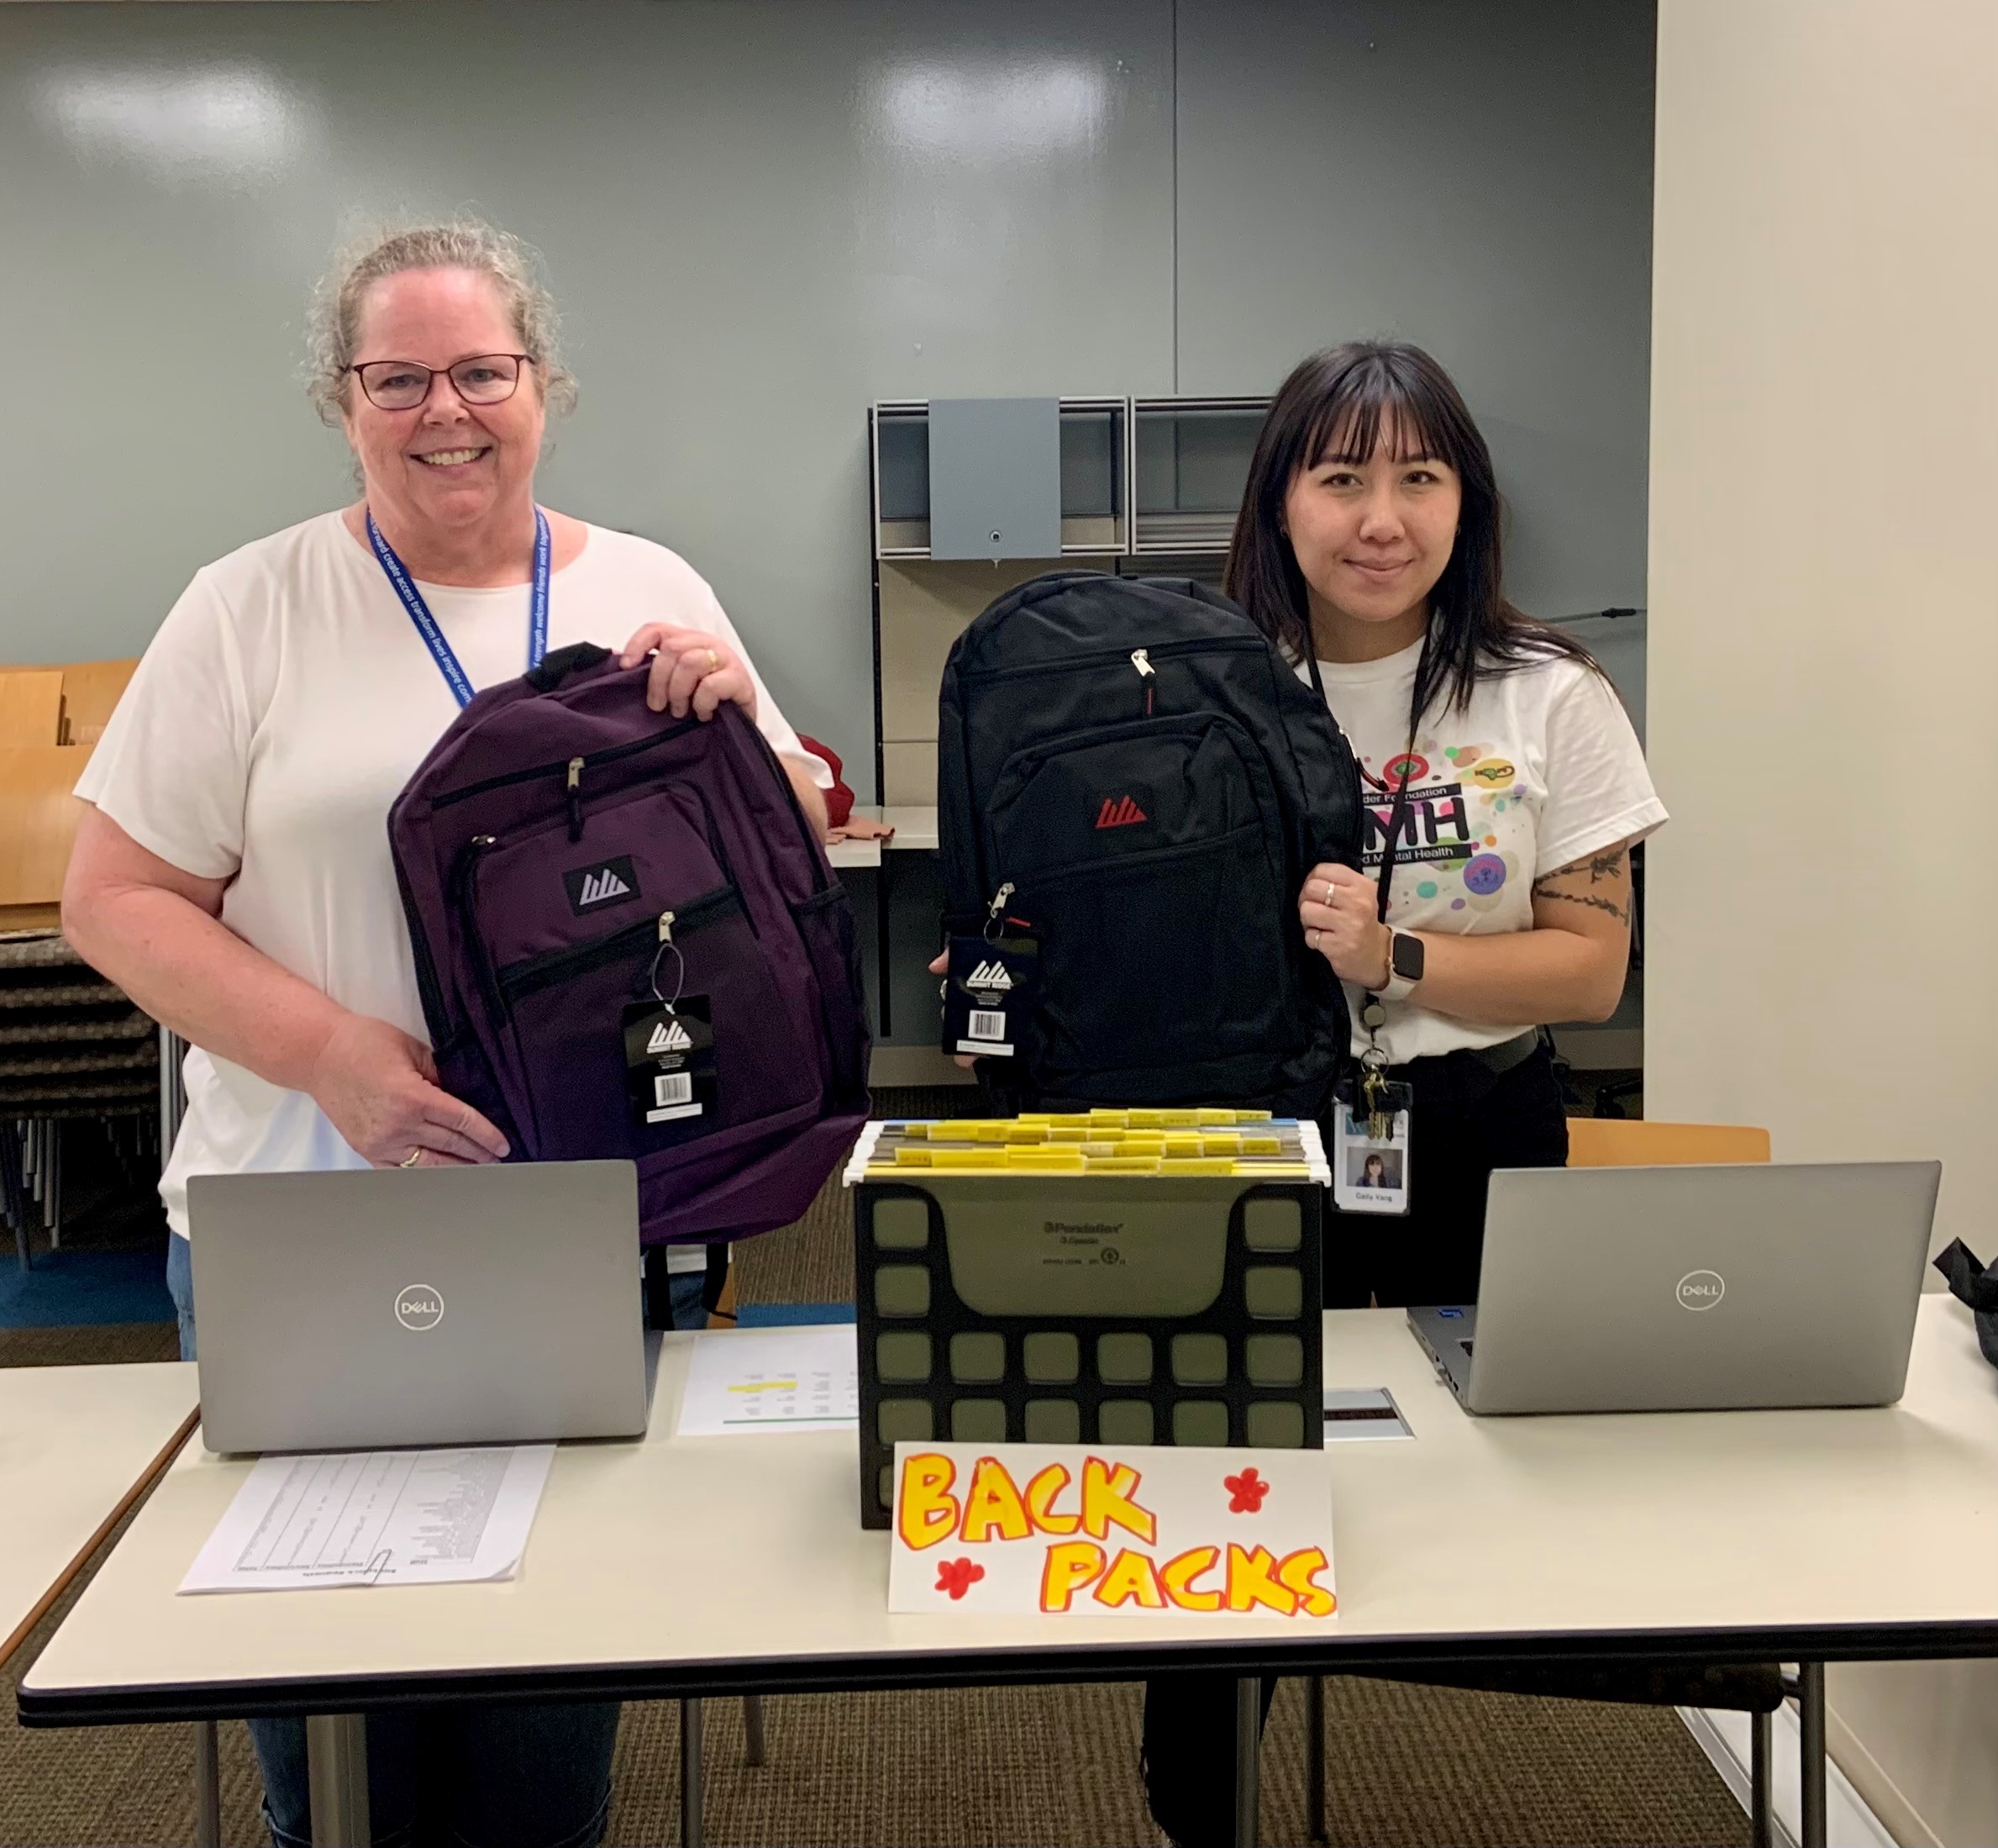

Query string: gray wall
[0,1,1654,769]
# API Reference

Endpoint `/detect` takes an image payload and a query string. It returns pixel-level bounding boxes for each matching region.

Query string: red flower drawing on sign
[935,1557,986,1600]
[1224,1467,1270,1514]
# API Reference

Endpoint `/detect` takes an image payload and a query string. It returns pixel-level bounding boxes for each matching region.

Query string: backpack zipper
[431,718,702,810]
[1131,648,1154,716]
[955,634,1265,685]
[497,883,740,1004]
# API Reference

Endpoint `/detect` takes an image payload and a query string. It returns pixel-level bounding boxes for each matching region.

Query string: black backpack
[937,571,1364,1115]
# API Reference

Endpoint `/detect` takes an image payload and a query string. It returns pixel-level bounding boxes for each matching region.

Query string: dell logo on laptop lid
[394,1286,444,1331]
[1675,1270,1725,1311]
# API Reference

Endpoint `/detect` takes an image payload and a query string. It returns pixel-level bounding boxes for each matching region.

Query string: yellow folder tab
[1003,1124,1051,1143]
[1162,1135,1205,1157]
[1195,1108,1238,1125]
[1235,1135,1283,1156]
[1237,1109,1275,1122]
[1006,1149,1087,1170]
[1158,1109,1201,1128]
[1077,1141,1122,1157]
[1017,1114,1055,1124]
[891,1147,934,1166]
[1047,1127,1091,1143]
[1159,1158,1238,1176]
[931,1150,1010,1170]
[1198,1135,1243,1155]
[896,1123,931,1140]
[1084,1155,1162,1173]
[1086,1109,1132,1127]
[1045,1114,1097,1129]
[1125,1109,1168,1129]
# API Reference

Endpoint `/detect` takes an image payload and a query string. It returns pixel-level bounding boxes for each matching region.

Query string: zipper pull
[986,882,1016,928]
[1131,649,1154,677]
[658,910,676,945]
[565,756,585,843]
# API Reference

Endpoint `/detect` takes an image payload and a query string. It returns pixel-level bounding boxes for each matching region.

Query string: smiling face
[1281,416,1463,634]
[339,266,544,541]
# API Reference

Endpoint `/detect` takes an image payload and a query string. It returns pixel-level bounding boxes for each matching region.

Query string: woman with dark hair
[1141,340,1664,1846]
[1234,338,1663,1303]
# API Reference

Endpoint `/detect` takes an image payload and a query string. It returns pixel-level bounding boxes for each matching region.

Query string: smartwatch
[1378,929,1425,1003]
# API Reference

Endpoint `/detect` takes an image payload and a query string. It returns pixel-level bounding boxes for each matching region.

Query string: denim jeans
[166,1236,621,1848]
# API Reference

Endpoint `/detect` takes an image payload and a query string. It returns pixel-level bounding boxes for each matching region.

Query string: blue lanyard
[367,507,550,708]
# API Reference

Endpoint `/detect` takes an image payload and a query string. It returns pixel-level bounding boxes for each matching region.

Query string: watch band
[1378,930,1422,1004]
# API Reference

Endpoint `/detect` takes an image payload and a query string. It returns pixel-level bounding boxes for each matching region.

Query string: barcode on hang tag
[969,1010,1007,1041]
[653,1073,692,1107]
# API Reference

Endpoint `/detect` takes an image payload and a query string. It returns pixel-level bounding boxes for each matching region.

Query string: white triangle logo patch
[966,959,1013,990]
[578,867,632,905]
[646,1018,694,1055]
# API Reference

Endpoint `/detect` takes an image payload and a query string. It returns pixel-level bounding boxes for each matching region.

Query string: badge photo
[1332,1100,1412,1217]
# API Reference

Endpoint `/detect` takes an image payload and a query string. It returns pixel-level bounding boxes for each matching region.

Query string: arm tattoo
[1532,846,1633,924]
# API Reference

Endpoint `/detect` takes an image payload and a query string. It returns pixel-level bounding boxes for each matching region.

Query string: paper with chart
[676,1325,859,1435]
[179,1445,555,1593]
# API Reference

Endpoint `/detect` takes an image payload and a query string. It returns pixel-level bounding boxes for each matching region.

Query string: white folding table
[18,1303,1998,1848]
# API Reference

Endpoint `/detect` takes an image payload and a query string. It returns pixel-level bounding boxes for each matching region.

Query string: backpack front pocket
[986,715,1298,1088]
[492,885,817,1161]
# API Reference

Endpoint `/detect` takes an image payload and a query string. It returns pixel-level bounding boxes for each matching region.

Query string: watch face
[1391,933,1425,982]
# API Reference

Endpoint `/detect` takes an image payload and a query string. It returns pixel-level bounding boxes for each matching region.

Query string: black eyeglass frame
[344,352,535,411]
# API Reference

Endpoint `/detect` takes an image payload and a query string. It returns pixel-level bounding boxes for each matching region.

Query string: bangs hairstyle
[1224,340,1601,724]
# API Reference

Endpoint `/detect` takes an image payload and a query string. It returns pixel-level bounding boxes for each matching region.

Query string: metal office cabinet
[1131,397,1270,554]
[870,398,1130,561]
[928,398,1061,562]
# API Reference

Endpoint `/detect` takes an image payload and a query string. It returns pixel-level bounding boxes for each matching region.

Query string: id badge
[941,933,1038,1060]
[622,995,717,1126]
[1331,1087,1413,1216]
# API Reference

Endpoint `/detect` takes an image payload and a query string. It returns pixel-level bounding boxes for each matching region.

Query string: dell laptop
[1407,1160,1941,1414]
[188,1160,649,1454]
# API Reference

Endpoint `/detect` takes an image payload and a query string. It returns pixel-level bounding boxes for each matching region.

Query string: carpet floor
[2,1087,1749,1846]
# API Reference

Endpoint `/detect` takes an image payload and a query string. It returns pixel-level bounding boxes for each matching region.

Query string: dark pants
[1142,1044,1569,1846]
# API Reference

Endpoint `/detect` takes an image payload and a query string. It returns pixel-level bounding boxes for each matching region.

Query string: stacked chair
[1,930,161,1271]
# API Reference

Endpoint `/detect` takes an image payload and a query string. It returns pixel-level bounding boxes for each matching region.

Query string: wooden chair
[1304,1115,1791,1848]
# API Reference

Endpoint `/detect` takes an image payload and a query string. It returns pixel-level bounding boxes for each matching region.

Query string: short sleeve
[691,582,834,792]
[1533,667,1669,876]
[72,570,258,881]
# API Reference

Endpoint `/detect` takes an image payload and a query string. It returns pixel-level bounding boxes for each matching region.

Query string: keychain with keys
[1331,729,1420,1216]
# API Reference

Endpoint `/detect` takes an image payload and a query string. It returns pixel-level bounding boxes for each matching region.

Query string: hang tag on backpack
[622,995,717,1125]
[1331,1085,1412,1216]
[942,934,1038,1059]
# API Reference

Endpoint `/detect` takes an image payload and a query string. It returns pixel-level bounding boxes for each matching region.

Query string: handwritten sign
[887,1443,1335,1619]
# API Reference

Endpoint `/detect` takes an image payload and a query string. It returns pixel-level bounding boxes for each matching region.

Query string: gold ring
[705,648,721,671]
[400,1147,423,1168]
[1323,879,1336,907]
[1307,928,1320,950]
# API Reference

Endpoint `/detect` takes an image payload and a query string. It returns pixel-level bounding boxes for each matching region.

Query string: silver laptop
[188,1161,649,1454]
[1406,1161,1940,1414]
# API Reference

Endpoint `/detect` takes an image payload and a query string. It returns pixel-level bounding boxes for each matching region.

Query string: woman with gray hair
[61,218,832,1848]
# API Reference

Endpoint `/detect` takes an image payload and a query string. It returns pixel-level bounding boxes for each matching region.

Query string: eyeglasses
[346,352,533,412]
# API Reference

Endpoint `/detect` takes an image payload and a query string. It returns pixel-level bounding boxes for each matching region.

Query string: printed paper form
[676,1325,858,1435]
[179,1445,555,1593]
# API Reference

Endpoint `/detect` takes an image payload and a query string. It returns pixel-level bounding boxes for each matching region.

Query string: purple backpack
[388,642,870,1245]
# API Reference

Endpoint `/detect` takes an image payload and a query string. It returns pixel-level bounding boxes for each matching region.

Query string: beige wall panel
[1648,3,1998,1842]
[876,559,1069,745]
[881,740,937,809]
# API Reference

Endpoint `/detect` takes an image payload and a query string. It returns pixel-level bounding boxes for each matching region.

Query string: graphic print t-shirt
[1309,637,1668,1063]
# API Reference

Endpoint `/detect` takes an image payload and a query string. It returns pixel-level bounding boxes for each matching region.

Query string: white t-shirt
[77,510,830,1246]
[1310,635,1667,1063]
